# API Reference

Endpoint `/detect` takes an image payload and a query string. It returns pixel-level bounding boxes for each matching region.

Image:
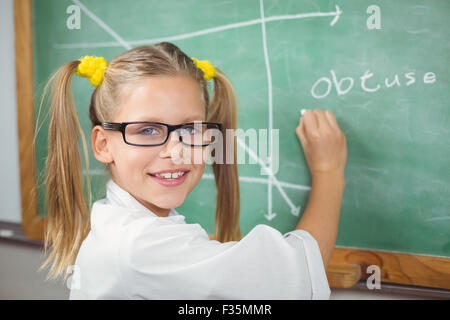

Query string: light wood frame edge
[327,248,450,290]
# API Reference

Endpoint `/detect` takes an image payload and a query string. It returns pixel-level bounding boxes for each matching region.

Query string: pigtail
[38,61,92,280]
[208,68,242,242]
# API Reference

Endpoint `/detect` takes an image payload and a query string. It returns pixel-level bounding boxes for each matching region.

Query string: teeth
[154,171,185,179]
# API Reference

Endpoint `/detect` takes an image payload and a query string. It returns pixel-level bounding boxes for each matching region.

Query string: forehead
[113,75,206,123]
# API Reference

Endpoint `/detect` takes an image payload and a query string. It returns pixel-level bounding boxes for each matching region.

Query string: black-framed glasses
[99,121,223,147]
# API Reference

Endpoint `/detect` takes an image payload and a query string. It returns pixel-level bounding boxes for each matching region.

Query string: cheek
[188,163,206,188]
[113,146,157,174]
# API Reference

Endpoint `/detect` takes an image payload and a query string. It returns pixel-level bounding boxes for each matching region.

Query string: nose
[159,130,183,160]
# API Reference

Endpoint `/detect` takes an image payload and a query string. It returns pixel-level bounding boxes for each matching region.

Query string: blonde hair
[38,42,241,280]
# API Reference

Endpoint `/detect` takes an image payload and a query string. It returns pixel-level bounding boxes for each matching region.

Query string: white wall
[0,0,22,223]
[0,0,442,300]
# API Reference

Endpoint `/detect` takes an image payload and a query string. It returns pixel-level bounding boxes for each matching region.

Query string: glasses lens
[125,123,168,145]
[178,123,221,146]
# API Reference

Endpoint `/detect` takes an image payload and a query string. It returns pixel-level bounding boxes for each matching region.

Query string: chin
[152,194,186,210]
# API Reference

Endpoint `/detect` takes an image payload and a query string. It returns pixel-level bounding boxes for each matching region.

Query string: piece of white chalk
[300,109,307,116]
[0,229,14,238]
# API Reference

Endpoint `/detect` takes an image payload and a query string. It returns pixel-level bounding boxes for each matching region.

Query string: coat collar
[105,178,180,218]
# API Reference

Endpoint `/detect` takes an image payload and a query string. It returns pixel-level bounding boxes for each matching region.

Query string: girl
[39,42,347,299]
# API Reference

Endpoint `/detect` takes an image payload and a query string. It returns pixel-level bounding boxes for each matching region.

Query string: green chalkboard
[32,0,450,258]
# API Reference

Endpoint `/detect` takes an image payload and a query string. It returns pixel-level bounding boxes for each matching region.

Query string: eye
[139,126,160,135]
[180,125,198,135]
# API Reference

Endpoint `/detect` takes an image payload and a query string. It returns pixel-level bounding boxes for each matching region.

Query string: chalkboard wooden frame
[15,0,45,241]
[15,0,450,291]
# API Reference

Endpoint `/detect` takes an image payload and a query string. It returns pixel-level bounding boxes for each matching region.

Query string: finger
[314,108,332,131]
[324,110,340,131]
[302,110,319,137]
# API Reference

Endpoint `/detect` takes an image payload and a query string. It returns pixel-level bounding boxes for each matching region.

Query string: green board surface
[32,0,450,257]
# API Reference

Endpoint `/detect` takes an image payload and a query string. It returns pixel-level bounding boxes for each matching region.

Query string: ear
[91,126,114,164]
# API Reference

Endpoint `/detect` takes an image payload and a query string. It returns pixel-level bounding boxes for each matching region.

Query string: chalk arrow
[57,3,344,50]
[237,139,300,217]
[330,5,342,26]
[264,212,277,221]
[291,206,301,217]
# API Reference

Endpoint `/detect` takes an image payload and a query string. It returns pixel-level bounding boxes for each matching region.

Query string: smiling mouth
[148,169,190,187]
[148,169,190,180]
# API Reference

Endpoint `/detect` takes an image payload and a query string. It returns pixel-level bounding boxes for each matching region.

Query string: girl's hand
[295,109,347,178]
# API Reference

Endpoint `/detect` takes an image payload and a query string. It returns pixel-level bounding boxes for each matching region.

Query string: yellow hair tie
[76,55,108,87]
[191,58,216,81]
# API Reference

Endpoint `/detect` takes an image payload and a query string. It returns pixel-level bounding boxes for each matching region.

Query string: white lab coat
[69,179,330,299]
